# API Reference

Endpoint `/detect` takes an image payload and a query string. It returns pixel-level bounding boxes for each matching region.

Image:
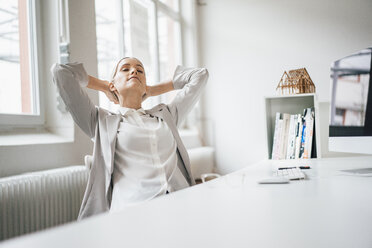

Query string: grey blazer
[51,63,209,220]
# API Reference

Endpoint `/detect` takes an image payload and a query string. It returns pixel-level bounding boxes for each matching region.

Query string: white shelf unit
[264,93,321,159]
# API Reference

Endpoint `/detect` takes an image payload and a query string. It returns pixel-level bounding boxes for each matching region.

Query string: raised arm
[167,65,209,127]
[86,76,119,104]
[87,75,109,92]
[50,62,98,139]
[144,80,174,99]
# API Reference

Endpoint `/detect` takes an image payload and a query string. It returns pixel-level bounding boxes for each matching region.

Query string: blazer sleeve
[167,65,209,127]
[50,62,98,139]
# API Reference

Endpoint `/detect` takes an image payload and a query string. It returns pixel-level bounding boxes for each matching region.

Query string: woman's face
[110,57,147,99]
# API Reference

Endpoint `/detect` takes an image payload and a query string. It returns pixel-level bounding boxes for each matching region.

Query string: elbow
[50,63,59,75]
[50,63,65,79]
[200,67,209,83]
[203,68,209,78]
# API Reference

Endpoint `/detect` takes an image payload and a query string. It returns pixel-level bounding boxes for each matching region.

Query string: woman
[51,57,209,219]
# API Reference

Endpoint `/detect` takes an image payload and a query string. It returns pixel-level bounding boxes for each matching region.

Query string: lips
[129,76,140,82]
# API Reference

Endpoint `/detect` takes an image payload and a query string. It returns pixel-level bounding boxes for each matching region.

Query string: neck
[119,93,142,110]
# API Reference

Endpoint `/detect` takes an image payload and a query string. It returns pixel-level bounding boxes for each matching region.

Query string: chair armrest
[84,155,93,170]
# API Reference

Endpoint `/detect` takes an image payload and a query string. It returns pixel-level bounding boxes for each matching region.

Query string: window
[0,0,41,126]
[95,0,182,111]
[157,4,182,104]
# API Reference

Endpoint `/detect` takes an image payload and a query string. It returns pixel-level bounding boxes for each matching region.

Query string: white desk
[1,156,372,248]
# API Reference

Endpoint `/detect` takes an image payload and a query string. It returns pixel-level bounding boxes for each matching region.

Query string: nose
[131,68,138,75]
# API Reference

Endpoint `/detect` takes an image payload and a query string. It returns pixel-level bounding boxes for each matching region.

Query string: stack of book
[271,107,315,160]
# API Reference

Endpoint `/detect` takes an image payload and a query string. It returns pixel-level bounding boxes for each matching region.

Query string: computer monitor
[329,47,372,154]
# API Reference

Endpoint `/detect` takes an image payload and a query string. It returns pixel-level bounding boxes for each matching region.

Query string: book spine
[303,108,315,159]
[286,114,297,159]
[294,114,303,159]
[279,113,290,160]
[299,112,306,159]
[271,112,281,160]
[274,119,283,160]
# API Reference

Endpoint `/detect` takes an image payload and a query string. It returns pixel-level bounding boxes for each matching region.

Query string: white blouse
[110,106,188,212]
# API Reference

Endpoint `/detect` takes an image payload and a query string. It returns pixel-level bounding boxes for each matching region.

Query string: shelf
[264,93,321,159]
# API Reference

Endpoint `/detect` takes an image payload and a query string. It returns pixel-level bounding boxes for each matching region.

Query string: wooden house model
[276,68,316,95]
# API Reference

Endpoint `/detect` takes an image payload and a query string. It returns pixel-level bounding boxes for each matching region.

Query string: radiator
[0,166,88,241]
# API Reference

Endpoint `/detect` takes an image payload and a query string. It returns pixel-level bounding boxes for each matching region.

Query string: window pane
[95,0,158,110]
[158,11,181,103]
[123,0,158,109]
[95,0,182,110]
[159,0,178,12]
[123,0,157,87]
[95,0,121,111]
[0,0,35,114]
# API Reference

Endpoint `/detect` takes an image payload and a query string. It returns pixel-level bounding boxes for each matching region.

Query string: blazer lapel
[105,114,121,174]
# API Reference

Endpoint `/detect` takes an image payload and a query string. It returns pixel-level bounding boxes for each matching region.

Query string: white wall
[197,0,372,174]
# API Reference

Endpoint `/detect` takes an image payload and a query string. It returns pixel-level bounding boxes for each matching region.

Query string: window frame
[155,0,183,103]
[95,0,184,109]
[0,0,44,127]
[154,0,183,81]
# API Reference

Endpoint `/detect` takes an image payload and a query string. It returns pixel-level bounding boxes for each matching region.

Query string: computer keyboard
[274,167,305,180]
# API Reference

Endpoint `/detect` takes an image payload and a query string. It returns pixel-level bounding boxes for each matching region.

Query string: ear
[108,81,116,92]
[108,81,120,102]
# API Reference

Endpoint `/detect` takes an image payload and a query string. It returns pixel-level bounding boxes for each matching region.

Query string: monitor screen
[329,47,372,154]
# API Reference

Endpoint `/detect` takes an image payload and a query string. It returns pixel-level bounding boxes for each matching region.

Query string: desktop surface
[1,156,372,248]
